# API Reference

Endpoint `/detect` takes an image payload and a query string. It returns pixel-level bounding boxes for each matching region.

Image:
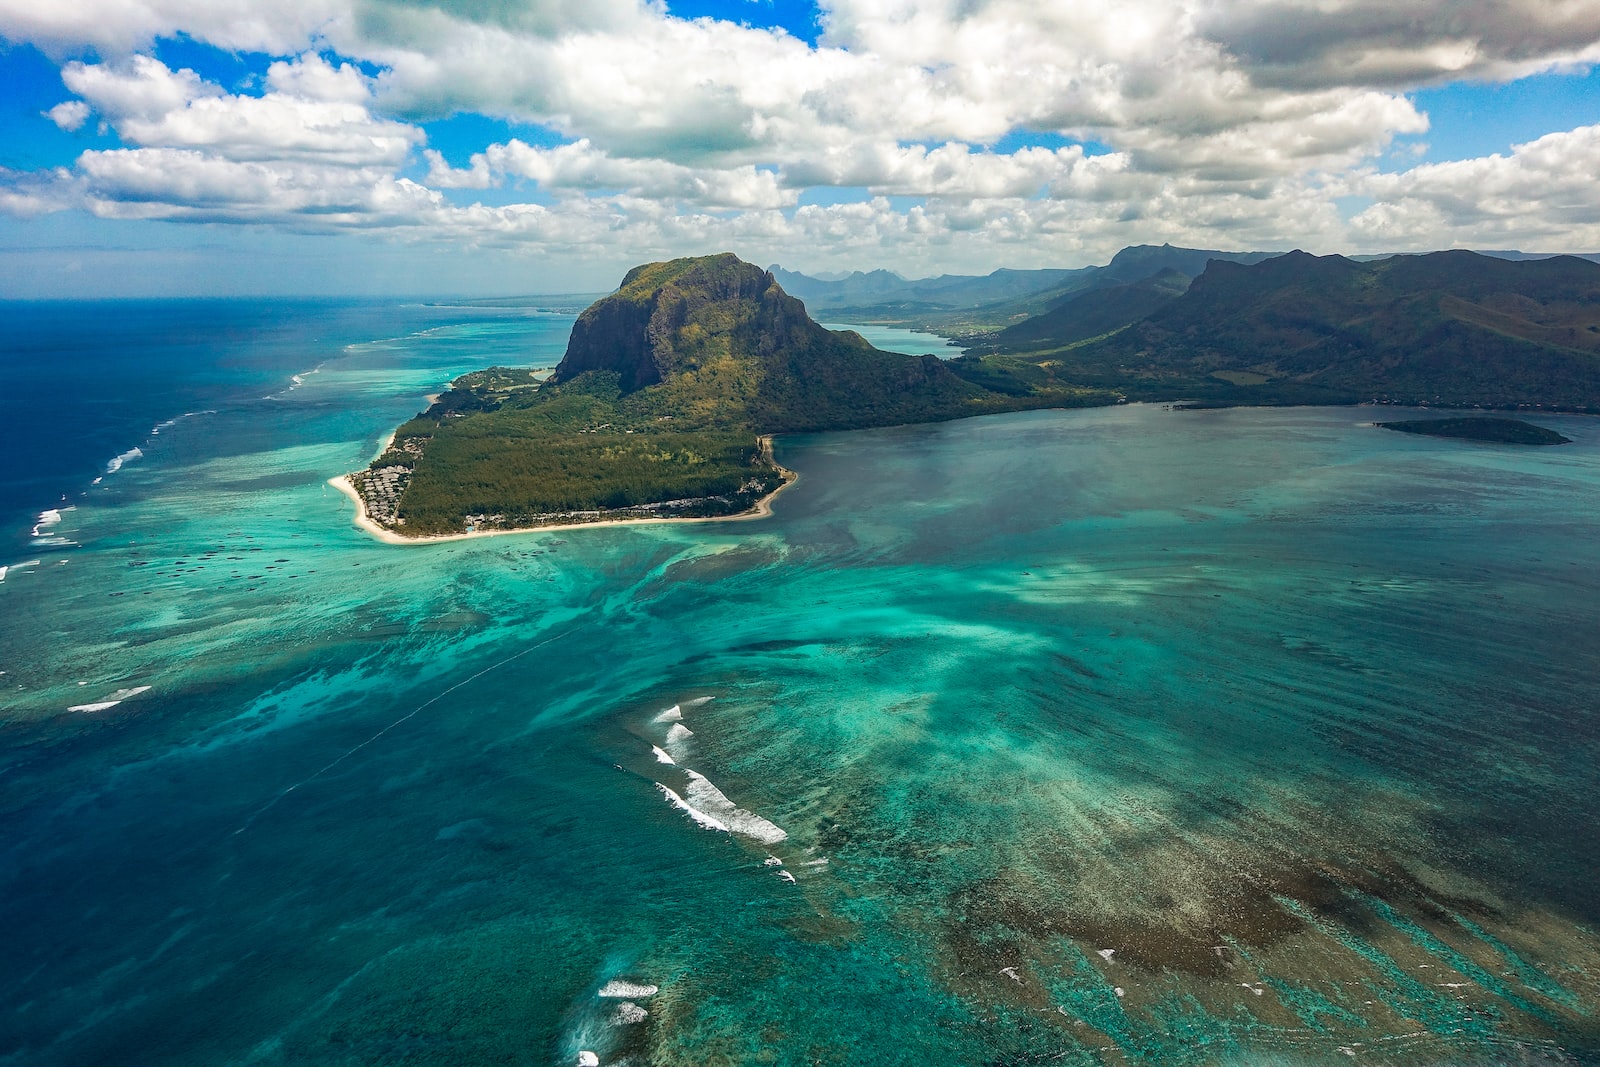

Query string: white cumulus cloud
[0,0,1597,273]
[1351,124,1600,250]
[44,100,91,131]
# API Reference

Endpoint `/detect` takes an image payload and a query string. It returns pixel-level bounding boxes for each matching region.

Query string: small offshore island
[1377,416,1572,445]
[344,248,1600,539]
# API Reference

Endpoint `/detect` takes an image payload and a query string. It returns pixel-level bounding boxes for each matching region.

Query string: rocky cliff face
[548,252,993,432]
[553,253,820,392]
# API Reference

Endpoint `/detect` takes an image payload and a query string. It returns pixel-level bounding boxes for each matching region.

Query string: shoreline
[331,434,796,545]
[372,394,439,461]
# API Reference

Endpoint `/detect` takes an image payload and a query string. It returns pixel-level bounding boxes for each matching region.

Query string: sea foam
[105,447,143,474]
[265,367,321,400]
[150,410,214,435]
[30,509,76,548]
[598,980,658,999]
[67,685,151,713]
[31,510,63,537]
[653,705,683,722]
[683,770,787,844]
[0,559,41,583]
[656,783,730,833]
[650,745,675,765]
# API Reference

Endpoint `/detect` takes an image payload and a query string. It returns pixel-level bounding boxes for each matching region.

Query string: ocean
[1,299,1597,1065]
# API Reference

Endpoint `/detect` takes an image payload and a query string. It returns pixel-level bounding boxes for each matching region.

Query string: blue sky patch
[420,114,568,165]
[1400,65,1600,168]
[666,0,823,44]
[0,44,116,169]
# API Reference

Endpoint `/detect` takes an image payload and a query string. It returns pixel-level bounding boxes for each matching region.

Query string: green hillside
[1006,250,1600,409]
[991,268,1191,351]
[775,244,1281,337]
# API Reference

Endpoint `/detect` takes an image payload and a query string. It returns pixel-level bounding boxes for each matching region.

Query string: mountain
[1035,250,1600,409]
[350,254,1106,535]
[768,263,1094,315]
[767,266,916,308]
[773,244,1282,336]
[1094,243,1281,284]
[1464,250,1600,264]
[991,267,1192,350]
[553,254,1016,432]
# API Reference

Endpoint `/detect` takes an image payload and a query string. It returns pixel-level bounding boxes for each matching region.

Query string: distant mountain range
[771,245,1282,335]
[771,245,1600,338]
[768,263,1095,313]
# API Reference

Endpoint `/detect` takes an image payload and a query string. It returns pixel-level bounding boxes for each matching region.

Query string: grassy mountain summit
[347,253,1106,536]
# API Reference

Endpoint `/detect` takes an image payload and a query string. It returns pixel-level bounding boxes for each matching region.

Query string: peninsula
[341,253,1106,537]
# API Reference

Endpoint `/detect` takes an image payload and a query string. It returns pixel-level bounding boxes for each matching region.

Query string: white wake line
[232,628,575,836]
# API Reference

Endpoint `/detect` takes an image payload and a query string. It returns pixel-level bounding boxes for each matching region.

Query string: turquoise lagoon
[1,302,1598,1065]
[818,321,964,357]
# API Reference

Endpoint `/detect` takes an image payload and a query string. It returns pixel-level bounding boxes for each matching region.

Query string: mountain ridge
[1018,249,1600,409]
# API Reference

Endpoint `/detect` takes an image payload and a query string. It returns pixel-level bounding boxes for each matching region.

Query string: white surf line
[68,685,153,713]
[656,783,730,833]
[150,410,216,436]
[105,447,143,474]
[31,509,66,537]
[0,560,42,583]
[655,769,788,845]
[232,628,575,836]
[683,770,787,844]
[598,980,658,998]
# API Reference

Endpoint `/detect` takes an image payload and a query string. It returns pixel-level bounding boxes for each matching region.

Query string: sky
[1,0,1598,296]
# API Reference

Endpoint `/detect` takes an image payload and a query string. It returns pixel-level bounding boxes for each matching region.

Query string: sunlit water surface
[1,301,1598,1066]
[819,321,965,357]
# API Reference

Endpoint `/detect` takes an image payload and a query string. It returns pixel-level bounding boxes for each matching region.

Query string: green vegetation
[989,267,1190,351]
[780,245,1279,339]
[353,253,1114,535]
[375,377,786,534]
[1377,417,1571,445]
[1003,250,1600,411]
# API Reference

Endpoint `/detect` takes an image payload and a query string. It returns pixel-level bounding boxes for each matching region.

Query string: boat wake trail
[232,628,574,836]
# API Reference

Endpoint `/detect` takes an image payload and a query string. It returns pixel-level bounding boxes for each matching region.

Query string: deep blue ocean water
[1,300,1598,1065]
